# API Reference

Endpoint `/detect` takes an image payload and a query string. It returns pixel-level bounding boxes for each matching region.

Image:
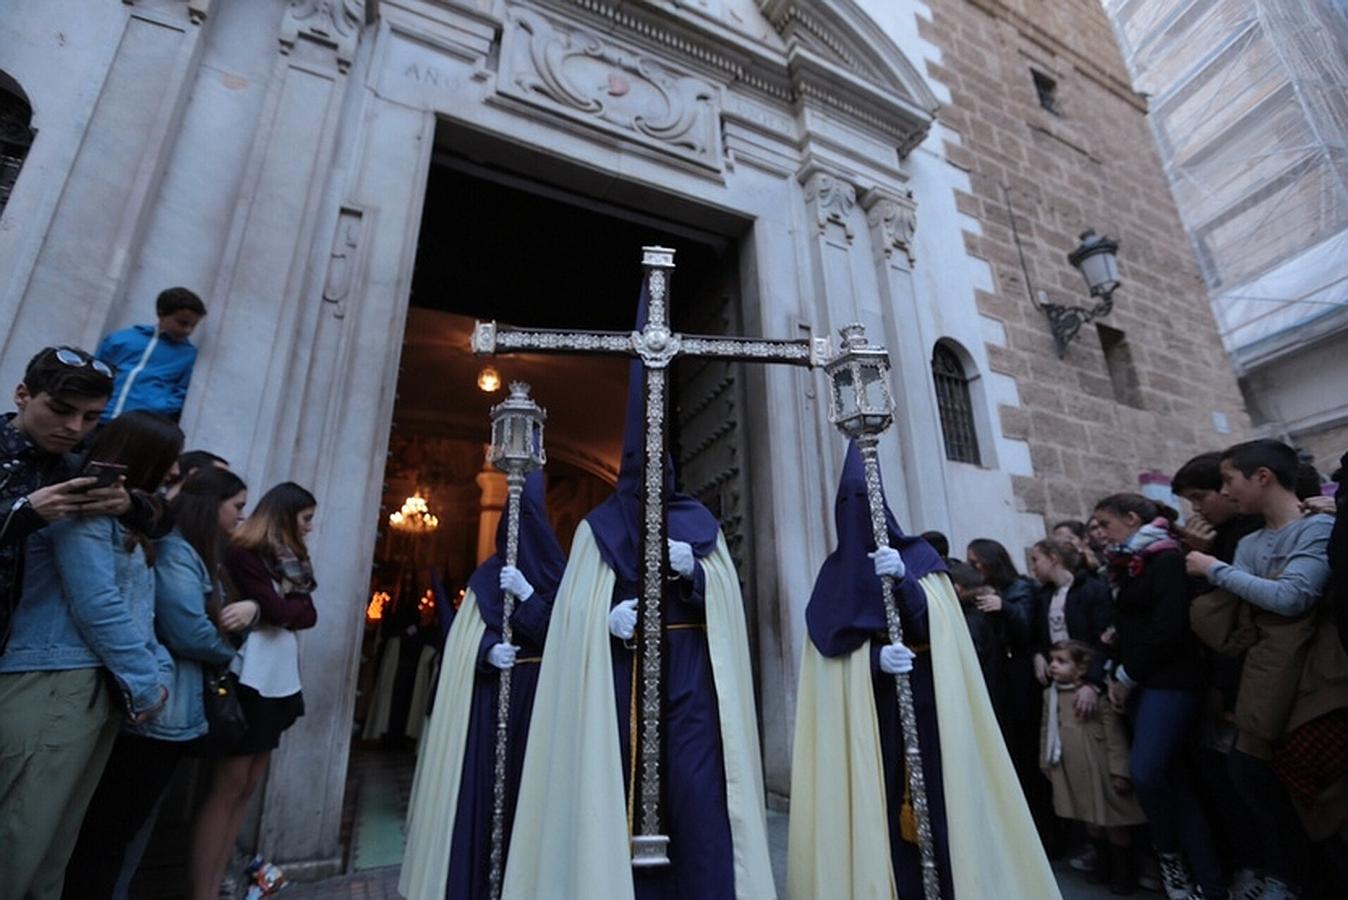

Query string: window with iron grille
[0,78,34,218]
[932,344,981,465]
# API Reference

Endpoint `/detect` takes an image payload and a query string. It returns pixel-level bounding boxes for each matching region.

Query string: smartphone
[80,460,128,490]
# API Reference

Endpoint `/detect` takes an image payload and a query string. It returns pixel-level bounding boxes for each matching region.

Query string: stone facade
[919,0,1250,523]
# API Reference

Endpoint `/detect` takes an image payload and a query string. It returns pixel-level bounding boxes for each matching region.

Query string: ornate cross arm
[471,322,829,370]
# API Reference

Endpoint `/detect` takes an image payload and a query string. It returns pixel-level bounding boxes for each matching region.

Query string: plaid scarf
[273,543,317,594]
[1105,518,1180,583]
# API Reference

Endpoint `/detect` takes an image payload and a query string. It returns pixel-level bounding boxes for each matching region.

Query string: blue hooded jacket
[96,324,198,420]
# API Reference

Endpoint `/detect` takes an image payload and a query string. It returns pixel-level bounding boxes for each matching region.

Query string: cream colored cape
[502,520,776,900]
[360,635,401,741]
[787,572,1060,900]
[398,590,488,900]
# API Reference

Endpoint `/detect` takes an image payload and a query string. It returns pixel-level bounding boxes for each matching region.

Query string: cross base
[630,834,671,867]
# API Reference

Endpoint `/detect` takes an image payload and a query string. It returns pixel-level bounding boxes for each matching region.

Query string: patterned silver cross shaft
[856,434,941,900]
[487,468,525,900]
[473,245,829,866]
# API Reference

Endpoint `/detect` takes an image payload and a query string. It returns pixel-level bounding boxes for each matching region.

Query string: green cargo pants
[0,668,120,900]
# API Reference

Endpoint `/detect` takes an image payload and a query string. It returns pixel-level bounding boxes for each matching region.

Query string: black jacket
[1111,548,1207,690]
[1033,570,1113,688]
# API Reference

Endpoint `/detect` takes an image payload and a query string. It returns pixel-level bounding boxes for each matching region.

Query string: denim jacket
[0,516,171,717]
[131,531,236,741]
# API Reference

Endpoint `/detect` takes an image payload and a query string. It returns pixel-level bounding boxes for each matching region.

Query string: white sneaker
[1231,869,1263,900]
[1156,850,1195,900]
[1070,844,1099,872]
[1256,877,1299,900]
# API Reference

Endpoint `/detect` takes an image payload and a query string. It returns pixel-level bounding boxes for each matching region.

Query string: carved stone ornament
[279,0,364,72]
[498,7,724,171]
[802,170,857,240]
[122,0,212,23]
[863,190,918,266]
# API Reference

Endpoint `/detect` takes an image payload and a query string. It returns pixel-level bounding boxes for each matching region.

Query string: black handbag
[196,667,247,755]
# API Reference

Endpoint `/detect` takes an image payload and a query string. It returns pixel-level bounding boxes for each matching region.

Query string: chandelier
[389,491,439,533]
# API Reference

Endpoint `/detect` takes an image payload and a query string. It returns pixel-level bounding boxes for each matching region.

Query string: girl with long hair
[1094,492,1224,900]
[0,411,182,898]
[66,466,256,897]
[189,482,318,900]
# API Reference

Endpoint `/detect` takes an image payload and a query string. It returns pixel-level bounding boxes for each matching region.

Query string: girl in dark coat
[1095,492,1224,900]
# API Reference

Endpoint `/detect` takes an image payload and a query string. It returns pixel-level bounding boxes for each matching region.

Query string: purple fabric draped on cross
[805,440,948,657]
[467,470,566,625]
[584,278,719,583]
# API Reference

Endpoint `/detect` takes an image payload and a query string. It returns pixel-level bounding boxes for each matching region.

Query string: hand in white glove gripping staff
[499,565,534,601]
[608,598,639,641]
[869,546,906,580]
[667,540,696,579]
[487,643,518,670]
[879,642,916,675]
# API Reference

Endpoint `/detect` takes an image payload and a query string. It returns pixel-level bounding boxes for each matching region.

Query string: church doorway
[343,129,764,872]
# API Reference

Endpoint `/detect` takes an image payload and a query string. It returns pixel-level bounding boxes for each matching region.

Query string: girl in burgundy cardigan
[190,482,317,900]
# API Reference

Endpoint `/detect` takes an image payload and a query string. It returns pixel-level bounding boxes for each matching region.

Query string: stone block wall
[918,0,1250,524]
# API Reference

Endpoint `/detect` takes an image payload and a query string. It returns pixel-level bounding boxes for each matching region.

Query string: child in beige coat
[1041,640,1147,892]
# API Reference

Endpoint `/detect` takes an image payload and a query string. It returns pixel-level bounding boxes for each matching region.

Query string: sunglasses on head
[54,347,114,379]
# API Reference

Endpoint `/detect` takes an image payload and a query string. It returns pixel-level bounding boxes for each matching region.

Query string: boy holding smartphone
[0,347,167,649]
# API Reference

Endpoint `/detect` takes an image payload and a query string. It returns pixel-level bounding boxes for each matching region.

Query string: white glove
[499,565,534,601]
[668,540,695,579]
[879,642,916,675]
[869,547,906,579]
[487,643,518,670]
[608,598,639,641]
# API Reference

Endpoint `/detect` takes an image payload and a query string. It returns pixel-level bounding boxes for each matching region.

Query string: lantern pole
[486,382,546,900]
[824,325,941,900]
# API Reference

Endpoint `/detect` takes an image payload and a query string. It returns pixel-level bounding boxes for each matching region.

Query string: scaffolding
[1105,0,1348,367]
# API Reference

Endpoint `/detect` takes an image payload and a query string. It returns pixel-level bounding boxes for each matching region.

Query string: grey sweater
[1209,513,1333,616]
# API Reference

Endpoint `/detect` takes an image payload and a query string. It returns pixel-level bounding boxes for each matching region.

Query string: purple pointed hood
[584,278,719,583]
[805,441,946,657]
[468,470,566,626]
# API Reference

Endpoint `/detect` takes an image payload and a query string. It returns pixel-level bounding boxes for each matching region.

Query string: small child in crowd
[1041,640,1146,894]
[96,287,207,422]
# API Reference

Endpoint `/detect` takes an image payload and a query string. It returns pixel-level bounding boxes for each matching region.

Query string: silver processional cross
[472,246,830,866]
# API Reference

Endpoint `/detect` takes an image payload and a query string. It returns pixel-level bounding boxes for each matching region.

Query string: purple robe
[448,472,565,900]
[805,442,955,898]
[584,281,736,898]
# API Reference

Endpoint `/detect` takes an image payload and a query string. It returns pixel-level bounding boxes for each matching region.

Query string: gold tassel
[900,773,917,844]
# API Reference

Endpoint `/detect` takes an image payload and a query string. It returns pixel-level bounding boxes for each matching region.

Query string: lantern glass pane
[860,363,889,412]
[832,366,856,418]
[511,417,529,455]
[531,421,543,458]
[1080,252,1116,292]
[491,419,504,454]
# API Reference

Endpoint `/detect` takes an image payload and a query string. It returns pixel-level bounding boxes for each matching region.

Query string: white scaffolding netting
[1104,0,1348,363]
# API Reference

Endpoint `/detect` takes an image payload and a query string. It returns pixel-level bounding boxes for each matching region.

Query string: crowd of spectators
[930,439,1348,900]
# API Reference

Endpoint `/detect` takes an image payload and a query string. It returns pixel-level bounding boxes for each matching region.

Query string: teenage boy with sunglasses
[0,347,169,649]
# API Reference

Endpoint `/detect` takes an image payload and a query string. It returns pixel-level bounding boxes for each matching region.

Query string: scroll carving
[864,190,918,266]
[280,0,364,72]
[322,207,363,319]
[802,170,857,241]
[498,8,723,170]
